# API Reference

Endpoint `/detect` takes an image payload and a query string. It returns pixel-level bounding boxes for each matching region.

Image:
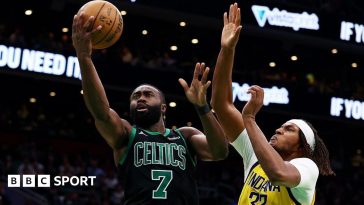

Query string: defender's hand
[221,3,242,49]
[242,85,264,119]
[179,63,211,107]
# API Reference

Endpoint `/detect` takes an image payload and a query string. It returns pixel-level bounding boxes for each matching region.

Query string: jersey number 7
[151,170,173,199]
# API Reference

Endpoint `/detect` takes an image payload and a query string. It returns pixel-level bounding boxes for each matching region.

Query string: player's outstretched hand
[179,62,211,107]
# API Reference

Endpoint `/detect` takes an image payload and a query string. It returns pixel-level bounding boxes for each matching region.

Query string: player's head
[270,119,335,176]
[129,84,166,128]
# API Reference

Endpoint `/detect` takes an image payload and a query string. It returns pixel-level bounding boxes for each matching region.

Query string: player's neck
[141,118,166,133]
[280,151,302,161]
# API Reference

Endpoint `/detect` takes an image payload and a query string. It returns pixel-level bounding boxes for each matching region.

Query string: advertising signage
[249,3,364,47]
[331,97,364,121]
[232,82,289,106]
[0,44,80,79]
[233,82,364,122]
[340,21,364,44]
[251,5,320,31]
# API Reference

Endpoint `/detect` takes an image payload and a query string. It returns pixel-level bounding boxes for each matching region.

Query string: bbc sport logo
[8,175,96,187]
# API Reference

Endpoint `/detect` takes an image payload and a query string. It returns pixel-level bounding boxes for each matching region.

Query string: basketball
[77,0,123,49]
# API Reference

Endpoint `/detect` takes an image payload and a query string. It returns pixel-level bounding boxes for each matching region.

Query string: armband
[194,104,211,115]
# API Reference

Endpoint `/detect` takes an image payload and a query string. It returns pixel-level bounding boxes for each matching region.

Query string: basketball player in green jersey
[72,11,228,205]
[211,3,335,205]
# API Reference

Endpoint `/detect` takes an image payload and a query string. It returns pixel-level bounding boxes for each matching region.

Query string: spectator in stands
[351,149,364,168]
[0,180,11,205]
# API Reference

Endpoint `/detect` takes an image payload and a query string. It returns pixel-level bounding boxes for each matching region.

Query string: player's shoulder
[289,158,319,173]
[290,157,316,165]
[174,126,202,139]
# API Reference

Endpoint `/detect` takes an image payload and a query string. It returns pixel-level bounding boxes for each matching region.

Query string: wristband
[194,104,211,115]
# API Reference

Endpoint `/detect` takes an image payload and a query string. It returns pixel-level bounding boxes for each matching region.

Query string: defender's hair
[298,120,335,176]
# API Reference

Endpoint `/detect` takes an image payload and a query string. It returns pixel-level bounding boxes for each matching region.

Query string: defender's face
[269,122,301,153]
[129,85,165,127]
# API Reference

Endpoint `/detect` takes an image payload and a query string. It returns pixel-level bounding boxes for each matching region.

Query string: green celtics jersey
[118,126,199,205]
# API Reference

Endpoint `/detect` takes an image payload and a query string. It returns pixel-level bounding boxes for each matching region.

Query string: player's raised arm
[211,3,243,142]
[72,12,131,150]
[179,63,228,160]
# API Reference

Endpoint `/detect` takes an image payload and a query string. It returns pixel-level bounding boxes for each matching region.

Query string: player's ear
[161,103,167,113]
